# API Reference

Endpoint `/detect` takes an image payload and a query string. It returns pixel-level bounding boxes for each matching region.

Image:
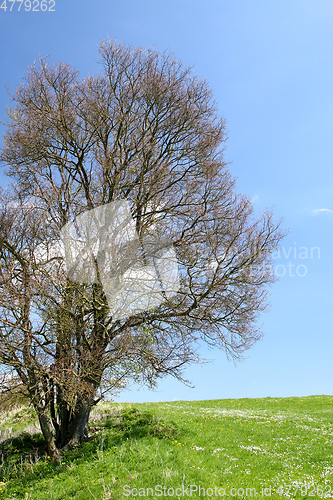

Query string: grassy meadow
[0,396,333,499]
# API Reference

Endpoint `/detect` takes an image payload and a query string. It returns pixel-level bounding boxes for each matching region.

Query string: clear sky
[1,0,333,402]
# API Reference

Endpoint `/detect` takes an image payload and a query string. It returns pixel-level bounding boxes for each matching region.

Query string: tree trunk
[34,397,92,457]
[66,400,91,449]
[55,398,91,450]
[35,407,60,461]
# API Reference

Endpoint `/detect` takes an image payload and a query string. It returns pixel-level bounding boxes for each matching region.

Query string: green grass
[1,396,333,499]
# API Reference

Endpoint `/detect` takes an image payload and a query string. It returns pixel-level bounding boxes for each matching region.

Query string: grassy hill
[0,396,333,499]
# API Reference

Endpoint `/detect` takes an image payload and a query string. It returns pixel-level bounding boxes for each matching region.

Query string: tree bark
[34,404,60,460]
[65,400,91,449]
[55,398,91,449]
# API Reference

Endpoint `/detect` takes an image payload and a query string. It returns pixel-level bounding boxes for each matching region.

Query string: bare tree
[0,40,284,457]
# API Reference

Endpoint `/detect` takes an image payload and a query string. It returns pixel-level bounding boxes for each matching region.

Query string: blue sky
[1,0,333,402]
